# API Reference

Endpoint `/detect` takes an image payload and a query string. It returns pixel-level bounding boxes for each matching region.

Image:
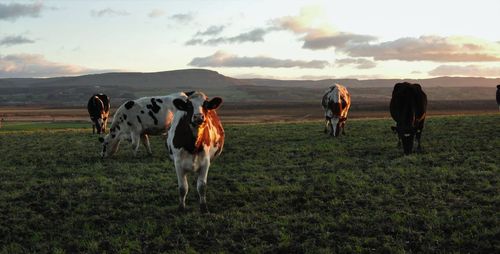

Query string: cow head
[173,92,223,127]
[98,131,120,158]
[324,104,346,137]
[393,125,415,155]
[92,115,107,134]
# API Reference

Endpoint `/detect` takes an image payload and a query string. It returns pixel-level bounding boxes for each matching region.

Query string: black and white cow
[390,82,428,155]
[87,93,110,134]
[166,91,224,213]
[496,85,500,110]
[321,84,351,137]
[99,92,191,158]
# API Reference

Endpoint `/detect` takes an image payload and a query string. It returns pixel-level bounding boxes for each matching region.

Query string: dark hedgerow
[0,114,498,253]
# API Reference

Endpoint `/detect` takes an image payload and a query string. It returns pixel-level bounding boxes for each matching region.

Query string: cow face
[99,133,120,158]
[173,93,223,127]
[394,126,415,155]
[92,114,108,134]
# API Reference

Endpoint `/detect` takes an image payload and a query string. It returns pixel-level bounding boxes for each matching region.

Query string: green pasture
[0,115,498,253]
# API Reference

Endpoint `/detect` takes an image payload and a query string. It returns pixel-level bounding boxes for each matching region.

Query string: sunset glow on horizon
[1,0,499,79]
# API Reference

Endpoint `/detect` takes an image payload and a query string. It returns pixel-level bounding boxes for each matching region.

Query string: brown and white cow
[87,93,110,134]
[99,92,191,158]
[166,91,224,213]
[321,84,351,137]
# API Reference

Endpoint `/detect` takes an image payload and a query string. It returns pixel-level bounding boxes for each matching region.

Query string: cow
[390,82,428,155]
[496,85,500,110]
[87,93,110,134]
[99,92,191,158]
[166,91,224,213]
[321,84,351,137]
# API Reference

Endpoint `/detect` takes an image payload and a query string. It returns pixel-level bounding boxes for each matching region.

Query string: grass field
[0,115,498,253]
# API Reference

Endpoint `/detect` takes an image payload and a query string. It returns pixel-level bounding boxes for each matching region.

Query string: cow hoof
[200,203,209,214]
[177,204,186,213]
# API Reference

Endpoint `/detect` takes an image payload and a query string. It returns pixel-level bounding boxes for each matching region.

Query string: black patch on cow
[148,111,158,125]
[141,110,145,114]
[136,115,142,123]
[146,98,161,113]
[127,122,132,126]
[156,98,163,103]
[124,100,135,110]
[184,91,195,97]
[112,134,116,138]
[123,114,127,120]
[173,112,198,153]
[116,125,121,130]
[110,127,115,133]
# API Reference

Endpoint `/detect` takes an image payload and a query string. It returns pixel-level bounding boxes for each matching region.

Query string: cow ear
[173,98,188,111]
[98,137,104,143]
[206,97,223,110]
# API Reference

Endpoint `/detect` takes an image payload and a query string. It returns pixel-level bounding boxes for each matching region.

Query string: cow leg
[176,166,188,211]
[141,134,152,156]
[92,124,96,134]
[131,133,141,156]
[416,129,423,152]
[341,122,346,135]
[324,119,329,134]
[197,161,210,213]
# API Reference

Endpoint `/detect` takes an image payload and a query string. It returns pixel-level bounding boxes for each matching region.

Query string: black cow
[496,85,500,110]
[87,93,110,134]
[390,82,427,155]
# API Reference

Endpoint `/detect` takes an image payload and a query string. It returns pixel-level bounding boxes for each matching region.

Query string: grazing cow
[99,92,191,158]
[87,93,110,134]
[166,91,224,213]
[390,82,428,155]
[496,85,500,110]
[321,84,351,137]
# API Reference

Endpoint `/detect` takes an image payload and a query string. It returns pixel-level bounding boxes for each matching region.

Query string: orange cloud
[0,54,111,78]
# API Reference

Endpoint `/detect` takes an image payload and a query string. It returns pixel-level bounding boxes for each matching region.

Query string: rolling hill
[0,69,498,107]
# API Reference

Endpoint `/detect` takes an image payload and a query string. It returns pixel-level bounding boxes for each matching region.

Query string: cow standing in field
[390,82,428,155]
[322,84,351,137]
[87,93,110,134]
[99,92,192,158]
[166,91,224,213]
[496,85,500,110]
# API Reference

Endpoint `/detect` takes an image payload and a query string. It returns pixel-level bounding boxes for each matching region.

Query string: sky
[0,0,499,79]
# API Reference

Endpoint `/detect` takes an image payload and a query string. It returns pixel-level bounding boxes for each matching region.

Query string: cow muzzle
[192,114,205,126]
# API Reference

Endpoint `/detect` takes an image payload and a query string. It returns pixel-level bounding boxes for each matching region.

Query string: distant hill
[0,69,498,106]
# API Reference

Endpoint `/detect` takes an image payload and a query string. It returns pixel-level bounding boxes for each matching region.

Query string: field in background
[0,99,497,124]
[0,114,498,253]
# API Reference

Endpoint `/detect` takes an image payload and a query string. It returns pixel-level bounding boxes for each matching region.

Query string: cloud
[343,36,500,62]
[0,35,35,47]
[0,2,44,21]
[186,28,275,46]
[428,65,500,77]
[91,8,130,17]
[272,7,377,50]
[0,54,110,78]
[188,51,329,69]
[148,9,165,18]
[335,58,377,69]
[169,13,194,24]
[195,25,225,36]
[273,7,500,62]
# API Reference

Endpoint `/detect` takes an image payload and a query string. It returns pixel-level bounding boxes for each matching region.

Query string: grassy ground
[0,115,498,253]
